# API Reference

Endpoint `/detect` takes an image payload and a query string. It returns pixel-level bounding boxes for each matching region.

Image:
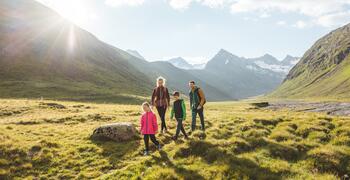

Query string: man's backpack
[195,88,206,106]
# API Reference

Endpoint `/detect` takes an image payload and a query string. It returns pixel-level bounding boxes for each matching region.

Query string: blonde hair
[156,76,166,87]
[141,102,151,112]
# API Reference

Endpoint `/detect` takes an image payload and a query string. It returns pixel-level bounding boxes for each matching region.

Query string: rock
[91,122,139,142]
[39,102,66,109]
[251,102,269,108]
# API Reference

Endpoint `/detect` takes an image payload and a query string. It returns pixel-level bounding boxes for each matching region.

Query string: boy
[170,91,189,140]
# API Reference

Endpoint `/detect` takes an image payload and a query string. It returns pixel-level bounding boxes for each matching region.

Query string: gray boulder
[91,122,139,142]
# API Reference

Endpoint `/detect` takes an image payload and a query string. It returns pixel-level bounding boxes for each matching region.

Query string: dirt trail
[260,101,350,116]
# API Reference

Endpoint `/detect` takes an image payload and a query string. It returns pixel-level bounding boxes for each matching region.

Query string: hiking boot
[157,144,162,150]
[143,151,149,156]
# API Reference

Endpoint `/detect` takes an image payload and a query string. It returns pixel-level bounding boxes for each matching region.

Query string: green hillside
[270,23,350,99]
[0,0,153,103]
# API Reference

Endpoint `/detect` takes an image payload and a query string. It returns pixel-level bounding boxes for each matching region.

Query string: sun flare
[37,0,93,26]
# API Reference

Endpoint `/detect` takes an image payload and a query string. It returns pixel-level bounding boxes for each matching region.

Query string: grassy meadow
[0,99,350,179]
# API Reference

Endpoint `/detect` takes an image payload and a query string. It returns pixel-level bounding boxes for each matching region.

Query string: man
[189,80,206,132]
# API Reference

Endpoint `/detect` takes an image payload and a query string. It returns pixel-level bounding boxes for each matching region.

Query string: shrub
[307,146,350,174]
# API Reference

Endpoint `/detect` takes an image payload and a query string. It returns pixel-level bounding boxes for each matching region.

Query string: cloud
[276,20,287,26]
[316,11,350,27]
[168,0,193,10]
[105,0,145,7]
[230,0,350,27]
[168,0,232,10]
[293,20,308,29]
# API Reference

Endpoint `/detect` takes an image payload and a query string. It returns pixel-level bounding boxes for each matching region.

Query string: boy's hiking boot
[143,151,149,156]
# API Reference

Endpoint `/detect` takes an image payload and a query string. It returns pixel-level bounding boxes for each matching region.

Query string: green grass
[0,99,349,179]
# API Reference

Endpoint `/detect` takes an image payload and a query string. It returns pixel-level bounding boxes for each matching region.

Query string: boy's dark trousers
[144,134,159,151]
[191,107,205,131]
[175,118,187,138]
[156,106,167,131]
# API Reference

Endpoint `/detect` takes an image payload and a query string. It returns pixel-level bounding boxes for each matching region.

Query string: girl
[140,102,162,155]
[151,77,170,133]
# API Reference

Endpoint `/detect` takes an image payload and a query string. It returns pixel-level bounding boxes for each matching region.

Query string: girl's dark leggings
[156,106,167,131]
[144,134,159,151]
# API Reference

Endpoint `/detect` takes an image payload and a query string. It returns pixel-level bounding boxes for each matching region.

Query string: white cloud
[316,11,350,27]
[169,0,193,10]
[230,0,350,27]
[105,0,145,7]
[276,20,287,26]
[293,20,308,29]
[168,0,232,10]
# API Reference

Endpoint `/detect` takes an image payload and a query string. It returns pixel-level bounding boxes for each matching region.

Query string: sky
[36,0,350,64]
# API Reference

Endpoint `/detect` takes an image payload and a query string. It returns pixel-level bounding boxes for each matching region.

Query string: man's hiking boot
[143,151,149,156]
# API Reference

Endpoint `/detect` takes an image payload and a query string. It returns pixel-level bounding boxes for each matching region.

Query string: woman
[151,77,170,133]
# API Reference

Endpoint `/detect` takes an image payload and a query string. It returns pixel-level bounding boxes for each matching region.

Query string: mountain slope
[168,57,194,70]
[0,0,153,103]
[126,50,145,60]
[270,23,350,99]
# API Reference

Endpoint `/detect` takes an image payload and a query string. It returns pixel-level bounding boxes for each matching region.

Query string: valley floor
[0,99,350,179]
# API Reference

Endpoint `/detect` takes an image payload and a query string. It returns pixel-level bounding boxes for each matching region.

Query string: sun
[37,0,93,26]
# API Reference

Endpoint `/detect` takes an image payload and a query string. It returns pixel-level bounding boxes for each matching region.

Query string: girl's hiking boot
[143,151,149,156]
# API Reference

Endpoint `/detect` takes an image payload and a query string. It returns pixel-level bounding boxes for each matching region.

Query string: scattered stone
[39,102,66,109]
[250,102,269,108]
[265,101,350,116]
[91,122,139,142]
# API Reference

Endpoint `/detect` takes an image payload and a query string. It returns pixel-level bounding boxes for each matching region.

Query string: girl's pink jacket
[140,111,158,135]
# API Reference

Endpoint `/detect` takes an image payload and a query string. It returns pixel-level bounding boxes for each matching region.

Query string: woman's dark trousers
[156,106,167,131]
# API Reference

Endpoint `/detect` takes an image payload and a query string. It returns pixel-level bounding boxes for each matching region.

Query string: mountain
[270,23,350,99]
[126,50,145,60]
[249,54,299,74]
[188,49,285,99]
[281,55,300,66]
[0,0,153,103]
[168,57,206,70]
[168,57,194,70]
[0,0,298,102]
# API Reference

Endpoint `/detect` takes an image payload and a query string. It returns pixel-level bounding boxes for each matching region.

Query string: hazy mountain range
[166,53,299,74]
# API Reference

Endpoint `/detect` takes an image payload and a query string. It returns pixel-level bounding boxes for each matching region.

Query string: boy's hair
[189,80,195,84]
[172,91,180,97]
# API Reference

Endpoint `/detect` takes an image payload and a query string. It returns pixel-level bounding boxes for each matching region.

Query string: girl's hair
[156,76,166,87]
[141,102,151,112]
